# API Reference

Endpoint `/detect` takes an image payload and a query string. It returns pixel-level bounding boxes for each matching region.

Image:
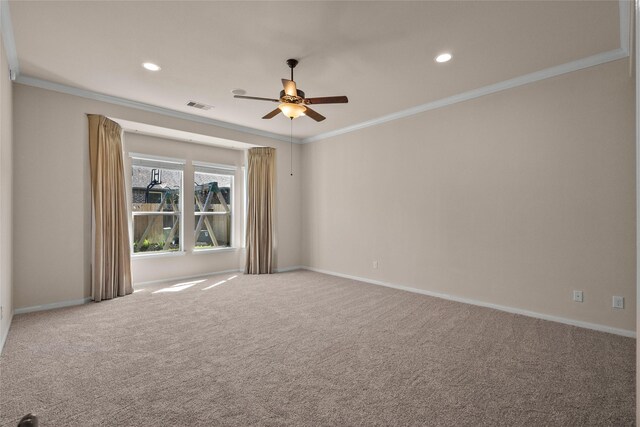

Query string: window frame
[129,154,185,257]
[192,161,236,252]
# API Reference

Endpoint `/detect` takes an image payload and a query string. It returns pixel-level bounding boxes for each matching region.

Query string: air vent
[187,101,213,110]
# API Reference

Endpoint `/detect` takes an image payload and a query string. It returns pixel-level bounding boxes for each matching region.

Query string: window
[194,163,235,250]
[131,156,183,254]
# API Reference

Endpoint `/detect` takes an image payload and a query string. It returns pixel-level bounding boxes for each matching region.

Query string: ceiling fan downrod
[286,58,298,81]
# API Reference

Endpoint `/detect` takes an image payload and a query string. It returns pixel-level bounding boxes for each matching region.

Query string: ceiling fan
[234,59,348,122]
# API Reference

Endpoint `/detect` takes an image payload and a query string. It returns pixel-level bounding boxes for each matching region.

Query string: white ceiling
[8,1,624,141]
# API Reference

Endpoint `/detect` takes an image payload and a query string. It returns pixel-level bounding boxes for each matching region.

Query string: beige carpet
[0,270,635,426]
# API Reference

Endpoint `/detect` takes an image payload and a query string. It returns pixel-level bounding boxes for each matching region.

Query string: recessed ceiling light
[142,62,161,71]
[231,88,246,96]
[435,53,452,63]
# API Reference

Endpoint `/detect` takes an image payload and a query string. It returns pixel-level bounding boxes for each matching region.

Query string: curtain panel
[88,114,133,301]
[245,147,275,274]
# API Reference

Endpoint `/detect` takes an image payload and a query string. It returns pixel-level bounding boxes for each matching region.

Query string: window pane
[194,172,231,213]
[131,159,183,254]
[132,165,182,213]
[133,214,180,253]
[194,170,232,249]
[195,213,231,248]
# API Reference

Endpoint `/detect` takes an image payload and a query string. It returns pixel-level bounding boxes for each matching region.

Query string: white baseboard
[13,267,300,316]
[134,268,242,287]
[13,268,246,315]
[14,297,92,315]
[276,265,304,273]
[12,267,632,338]
[0,312,14,354]
[302,266,636,338]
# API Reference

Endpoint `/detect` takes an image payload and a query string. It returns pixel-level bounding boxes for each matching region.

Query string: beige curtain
[245,147,275,274]
[88,115,133,301]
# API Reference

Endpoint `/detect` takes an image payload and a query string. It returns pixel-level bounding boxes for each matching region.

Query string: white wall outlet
[372,260,378,269]
[572,290,583,302]
[613,296,624,309]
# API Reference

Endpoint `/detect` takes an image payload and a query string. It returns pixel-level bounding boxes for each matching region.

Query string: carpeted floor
[0,270,635,426]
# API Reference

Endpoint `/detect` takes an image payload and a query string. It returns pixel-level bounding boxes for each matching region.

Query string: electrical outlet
[572,290,583,303]
[372,260,378,269]
[613,296,624,309]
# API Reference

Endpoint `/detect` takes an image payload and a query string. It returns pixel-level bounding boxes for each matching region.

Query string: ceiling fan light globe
[279,103,307,119]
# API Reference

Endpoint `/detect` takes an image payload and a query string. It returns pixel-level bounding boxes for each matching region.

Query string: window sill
[132,251,186,259]
[192,247,239,254]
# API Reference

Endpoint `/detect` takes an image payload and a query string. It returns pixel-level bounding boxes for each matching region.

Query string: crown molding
[619,0,631,55]
[15,75,301,144]
[3,1,632,145]
[0,0,18,79]
[17,47,629,147]
[302,48,629,144]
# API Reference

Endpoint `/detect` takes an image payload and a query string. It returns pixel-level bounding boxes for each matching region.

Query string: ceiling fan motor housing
[280,89,305,102]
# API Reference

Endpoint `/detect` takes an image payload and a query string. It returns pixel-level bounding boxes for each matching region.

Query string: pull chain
[290,118,293,176]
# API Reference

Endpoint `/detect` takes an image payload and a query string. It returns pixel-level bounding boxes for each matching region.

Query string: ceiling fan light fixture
[279,102,306,119]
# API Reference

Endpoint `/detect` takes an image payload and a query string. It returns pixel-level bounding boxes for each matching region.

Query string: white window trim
[130,154,185,258]
[193,161,236,251]
[130,152,186,165]
[132,211,181,216]
[191,247,238,255]
[133,250,186,259]
[192,160,236,171]
[195,212,229,216]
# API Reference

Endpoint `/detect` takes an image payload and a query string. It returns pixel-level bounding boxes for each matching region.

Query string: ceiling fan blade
[234,95,279,102]
[303,107,326,122]
[282,79,298,97]
[262,108,281,119]
[305,96,349,105]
